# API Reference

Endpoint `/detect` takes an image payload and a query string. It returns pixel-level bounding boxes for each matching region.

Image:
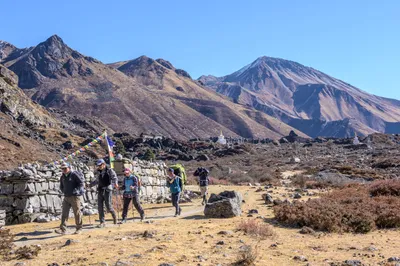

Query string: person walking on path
[194,167,210,205]
[167,168,182,217]
[120,168,145,223]
[55,162,85,235]
[90,159,118,227]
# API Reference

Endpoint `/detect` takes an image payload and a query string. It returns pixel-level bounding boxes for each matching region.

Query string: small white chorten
[353,133,360,145]
[218,131,227,145]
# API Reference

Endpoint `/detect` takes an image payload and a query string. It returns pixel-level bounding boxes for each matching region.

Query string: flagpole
[104,131,114,169]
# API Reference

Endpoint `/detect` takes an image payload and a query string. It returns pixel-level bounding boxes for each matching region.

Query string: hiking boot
[97,223,106,228]
[119,219,127,224]
[73,229,83,235]
[55,229,66,235]
[140,214,145,221]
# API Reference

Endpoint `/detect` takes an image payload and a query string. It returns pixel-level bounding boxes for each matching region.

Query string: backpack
[194,167,209,186]
[169,164,186,192]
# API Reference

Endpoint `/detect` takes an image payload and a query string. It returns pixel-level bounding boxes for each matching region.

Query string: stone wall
[0,159,168,225]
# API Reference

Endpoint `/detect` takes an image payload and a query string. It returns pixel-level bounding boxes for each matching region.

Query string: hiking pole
[115,189,121,226]
[131,197,135,221]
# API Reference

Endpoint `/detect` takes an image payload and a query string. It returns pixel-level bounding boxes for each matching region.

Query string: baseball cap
[96,159,106,166]
[60,162,70,169]
[167,168,174,173]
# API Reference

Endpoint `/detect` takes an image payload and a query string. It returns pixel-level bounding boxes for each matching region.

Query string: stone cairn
[0,159,169,225]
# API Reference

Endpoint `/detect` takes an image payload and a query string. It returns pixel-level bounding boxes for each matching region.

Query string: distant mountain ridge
[0,35,303,140]
[199,56,400,137]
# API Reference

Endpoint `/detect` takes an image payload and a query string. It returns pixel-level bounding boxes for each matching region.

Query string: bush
[237,219,275,239]
[274,182,400,233]
[232,244,259,266]
[14,245,41,260]
[0,229,14,259]
[143,149,155,161]
[369,179,400,197]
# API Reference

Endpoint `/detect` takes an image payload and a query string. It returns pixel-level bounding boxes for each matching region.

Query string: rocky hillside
[0,35,303,140]
[0,64,60,168]
[199,56,400,137]
[0,64,114,169]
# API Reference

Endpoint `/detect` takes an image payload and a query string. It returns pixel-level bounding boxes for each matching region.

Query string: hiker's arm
[59,177,64,193]
[109,169,118,188]
[88,175,98,187]
[73,172,85,195]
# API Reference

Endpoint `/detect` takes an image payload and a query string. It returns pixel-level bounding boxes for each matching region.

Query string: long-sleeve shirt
[90,167,118,190]
[168,175,182,194]
[122,174,139,195]
[60,171,85,197]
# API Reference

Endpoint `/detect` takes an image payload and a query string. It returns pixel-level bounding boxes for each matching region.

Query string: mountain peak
[0,41,17,60]
[45,34,64,44]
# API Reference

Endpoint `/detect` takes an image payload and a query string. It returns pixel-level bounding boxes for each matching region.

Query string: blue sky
[2,0,399,99]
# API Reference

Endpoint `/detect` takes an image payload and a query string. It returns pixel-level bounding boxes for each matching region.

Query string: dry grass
[237,219,275,239]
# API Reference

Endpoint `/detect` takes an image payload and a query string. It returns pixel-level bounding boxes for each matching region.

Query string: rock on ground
[204,191,242,218]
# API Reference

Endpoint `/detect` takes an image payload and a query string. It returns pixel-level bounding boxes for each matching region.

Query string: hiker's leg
[70,196,83,230]
[60,197,71,231]
[122,197,130,220]
[104,190,117,222]
[171,193,177,208]
[98,190,105,223]
[132,193,144,217]
[176,192,181,215]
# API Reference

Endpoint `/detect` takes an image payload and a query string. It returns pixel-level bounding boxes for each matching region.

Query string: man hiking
[120,168,145,223]
[90,159,118,227]
[55,162,84,235]
[167,168,182,217]
[194,167,210,205]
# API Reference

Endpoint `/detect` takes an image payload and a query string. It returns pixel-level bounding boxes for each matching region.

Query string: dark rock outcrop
[204,191,242,218]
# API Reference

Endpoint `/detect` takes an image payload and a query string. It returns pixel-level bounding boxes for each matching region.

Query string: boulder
[196,154,210,161]
[204,191,242,218]
[262,193,273,204]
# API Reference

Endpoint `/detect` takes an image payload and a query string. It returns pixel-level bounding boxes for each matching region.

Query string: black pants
[122,193,144,219]
[98,189,117,223]
[172,192,181,215]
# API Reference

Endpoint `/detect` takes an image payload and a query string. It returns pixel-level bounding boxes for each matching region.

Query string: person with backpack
[55,162,85,235]
[90,159,118,227]
[194,167,210,205]
[120,168,145,223]
[167,168,182,217]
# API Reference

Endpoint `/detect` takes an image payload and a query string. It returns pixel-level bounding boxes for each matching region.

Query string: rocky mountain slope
[0,63,114,169]
[0,64,62,168]
[199,56,400,137]
[0,35,302,140]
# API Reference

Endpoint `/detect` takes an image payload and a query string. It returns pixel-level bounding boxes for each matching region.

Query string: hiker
[194,167,210,205]
[56,162,84,235]
[90,159,118,227]
[167,168,182,217]
[120,168,145,223]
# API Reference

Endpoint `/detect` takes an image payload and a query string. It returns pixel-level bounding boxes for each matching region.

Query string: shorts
[200,186,208,197]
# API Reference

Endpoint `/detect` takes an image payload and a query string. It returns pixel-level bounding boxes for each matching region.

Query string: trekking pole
[131,196,135,221]
[115,189,121,226]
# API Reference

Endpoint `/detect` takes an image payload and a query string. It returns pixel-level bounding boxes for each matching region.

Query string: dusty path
[12,185,207,247]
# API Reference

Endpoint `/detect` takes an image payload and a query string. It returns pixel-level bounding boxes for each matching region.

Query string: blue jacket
[168,175,182,194]
[122,174,139,195]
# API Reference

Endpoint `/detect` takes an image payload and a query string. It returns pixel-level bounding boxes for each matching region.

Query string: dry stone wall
[0,159,168,225]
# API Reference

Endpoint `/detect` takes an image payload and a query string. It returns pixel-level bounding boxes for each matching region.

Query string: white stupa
[218,131,227,145]
[353,133,360,145]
